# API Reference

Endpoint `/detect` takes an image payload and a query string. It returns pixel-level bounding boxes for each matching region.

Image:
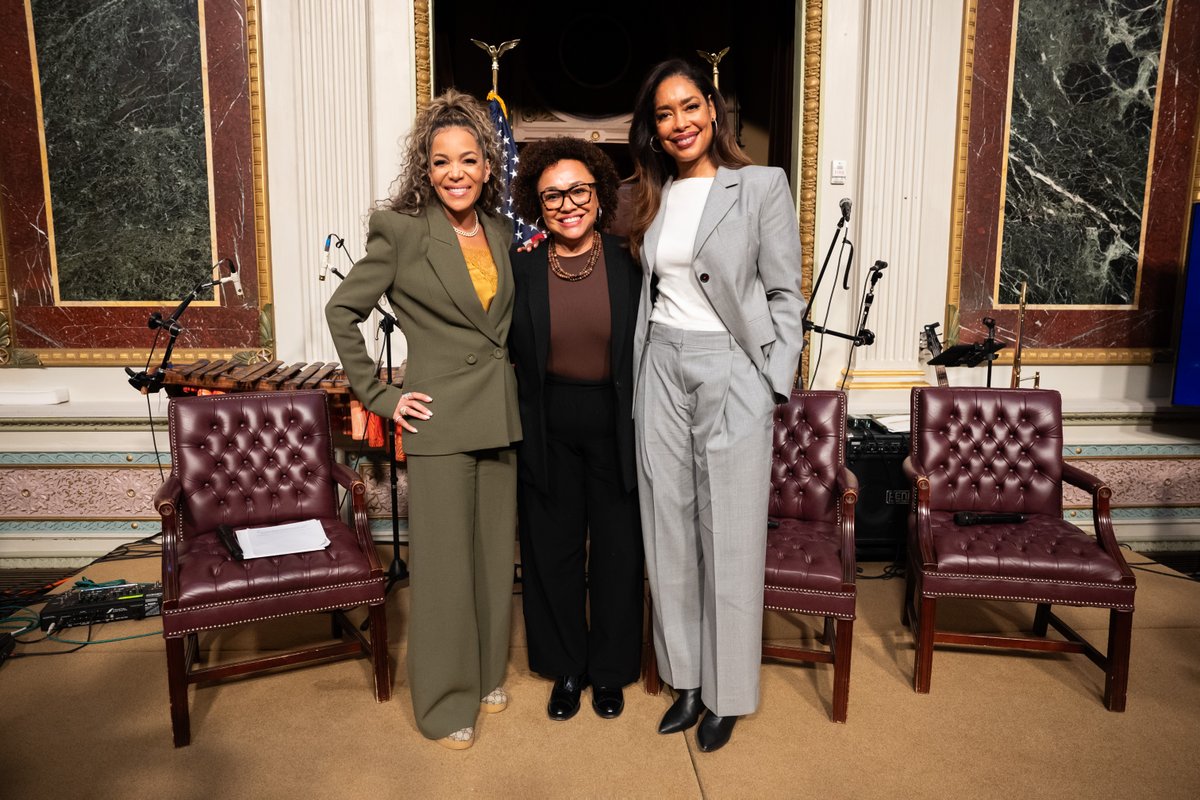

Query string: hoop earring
[649,137,663,153]
[712,118,718,133]
[535,216,544,230]
[597,207,603,220]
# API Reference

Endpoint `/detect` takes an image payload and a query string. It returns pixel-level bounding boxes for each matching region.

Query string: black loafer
[591,685,624,719]
[658,687,703,734]
[548,675,587,721]
[696,710,737,752]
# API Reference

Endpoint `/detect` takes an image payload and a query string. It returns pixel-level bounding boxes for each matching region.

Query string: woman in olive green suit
[325,89,521,750]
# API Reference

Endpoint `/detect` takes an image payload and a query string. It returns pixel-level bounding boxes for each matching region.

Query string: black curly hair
[511,137,620,232]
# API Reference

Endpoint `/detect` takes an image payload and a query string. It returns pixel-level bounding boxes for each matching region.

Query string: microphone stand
[982,317,997,388]
[803,262,886,347]
[326,234,409,590]
[805,212,852,325]
[126,262,238,394]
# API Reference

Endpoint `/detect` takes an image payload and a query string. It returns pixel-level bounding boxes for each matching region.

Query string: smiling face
[427,125,490,227]
[653,75,717,179]
[537,159,599,255]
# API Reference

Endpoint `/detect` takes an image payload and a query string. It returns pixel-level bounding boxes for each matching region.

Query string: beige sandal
[481,686,508,713]
[437,726,474,750]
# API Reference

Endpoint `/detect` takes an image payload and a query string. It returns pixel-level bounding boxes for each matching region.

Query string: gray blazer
[633,165,807,401]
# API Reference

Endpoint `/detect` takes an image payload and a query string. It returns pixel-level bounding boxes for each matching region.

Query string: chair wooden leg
[165,636,191,747]
[642,590,661,694]
[1032,603,1051,636]
[822,615,834,645]
[831,618,853,723]
[901,564,915,626]
[368,602,391,703]
[913,596,936,694]
[1104,609,1133,712]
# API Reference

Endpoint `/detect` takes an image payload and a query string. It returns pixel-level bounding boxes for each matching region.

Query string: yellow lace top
[460,235,497,311]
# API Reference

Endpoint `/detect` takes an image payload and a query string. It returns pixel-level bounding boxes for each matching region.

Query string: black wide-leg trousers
[518,379,644,687]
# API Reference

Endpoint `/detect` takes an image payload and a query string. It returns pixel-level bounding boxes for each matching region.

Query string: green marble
[31,0,212,302]
[1000,0,1165,305]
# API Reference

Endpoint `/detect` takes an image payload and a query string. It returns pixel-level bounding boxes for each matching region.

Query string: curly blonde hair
[386,89,503,215]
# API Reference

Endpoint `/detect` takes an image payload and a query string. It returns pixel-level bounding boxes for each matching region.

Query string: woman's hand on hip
[393,391,433,433]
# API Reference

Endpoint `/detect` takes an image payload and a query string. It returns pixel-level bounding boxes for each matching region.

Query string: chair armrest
[332,462,383,574]
[153,474,182,517]
[836,466,859,586]
[154,474,183,605]
[903,456,936,569]
[1062,463,1134,581]
[1062,462,1106,494]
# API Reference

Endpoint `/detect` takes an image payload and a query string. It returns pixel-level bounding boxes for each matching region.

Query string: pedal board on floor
[40,582,163,631]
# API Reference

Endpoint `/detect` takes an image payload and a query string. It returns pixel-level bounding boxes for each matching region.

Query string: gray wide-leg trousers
[635,323,774,717]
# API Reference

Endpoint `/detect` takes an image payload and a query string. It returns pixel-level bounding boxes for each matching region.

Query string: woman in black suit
[509,138,643,721]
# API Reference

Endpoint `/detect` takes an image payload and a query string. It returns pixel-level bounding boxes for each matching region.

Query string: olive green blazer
[325,206,522,456]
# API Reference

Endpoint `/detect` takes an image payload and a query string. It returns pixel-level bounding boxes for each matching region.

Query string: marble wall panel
[31,0,212,303]
[0,0,267,363]
[951,0,1200,362]
[1001,0,1164,306]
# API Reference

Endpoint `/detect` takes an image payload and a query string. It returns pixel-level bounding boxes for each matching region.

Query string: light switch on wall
[831,159,847,185]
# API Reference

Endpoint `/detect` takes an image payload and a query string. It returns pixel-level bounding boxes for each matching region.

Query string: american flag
[487,92,542,245]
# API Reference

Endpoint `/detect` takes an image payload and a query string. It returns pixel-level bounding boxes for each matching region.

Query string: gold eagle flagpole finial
[472,38,520,97]
[696,47,730,89]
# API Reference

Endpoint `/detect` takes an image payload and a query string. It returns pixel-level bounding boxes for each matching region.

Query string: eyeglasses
[539,183,595,211]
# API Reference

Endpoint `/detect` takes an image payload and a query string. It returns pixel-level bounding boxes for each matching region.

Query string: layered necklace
[451,212,480,238]
[548,231,601,281]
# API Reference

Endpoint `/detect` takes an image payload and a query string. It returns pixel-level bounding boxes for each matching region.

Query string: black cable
[857,562,905,580]
[809,237,850,385]
[839,275,872,392]
[11,624,92,657]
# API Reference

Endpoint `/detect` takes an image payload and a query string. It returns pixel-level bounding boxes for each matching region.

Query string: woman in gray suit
[326,89,521,751]
[628,59,807,752]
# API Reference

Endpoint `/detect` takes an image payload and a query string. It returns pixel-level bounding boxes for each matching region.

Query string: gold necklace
[451,212,480,238]
[548,232,601,281]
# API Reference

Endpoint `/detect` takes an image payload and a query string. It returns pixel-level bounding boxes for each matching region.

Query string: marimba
[154,359,404,447]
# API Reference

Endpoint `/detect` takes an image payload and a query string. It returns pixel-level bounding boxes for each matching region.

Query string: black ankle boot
[696,709,738,752]
[658,687,703,734]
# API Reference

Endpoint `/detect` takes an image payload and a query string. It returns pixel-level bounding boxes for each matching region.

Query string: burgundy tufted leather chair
[903,387,1135,710]
[154,390,391,746]
[762,390,859,722]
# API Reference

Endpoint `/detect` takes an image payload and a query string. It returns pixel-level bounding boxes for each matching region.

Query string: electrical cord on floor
[856,562,905,580]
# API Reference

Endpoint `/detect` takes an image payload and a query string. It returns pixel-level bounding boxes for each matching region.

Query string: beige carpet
[2,552,1198,799]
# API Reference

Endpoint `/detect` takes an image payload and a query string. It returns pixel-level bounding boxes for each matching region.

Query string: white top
[649,177,726,331]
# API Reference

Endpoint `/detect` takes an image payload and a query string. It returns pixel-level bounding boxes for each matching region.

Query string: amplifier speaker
[847,419,910,564]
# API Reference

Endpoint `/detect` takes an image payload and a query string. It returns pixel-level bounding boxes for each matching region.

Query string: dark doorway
[432,0,796,181]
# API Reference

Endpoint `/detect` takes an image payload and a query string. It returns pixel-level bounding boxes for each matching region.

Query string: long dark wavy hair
[627,58,751,260]
[385,88,503,216]
[511,137,620,233]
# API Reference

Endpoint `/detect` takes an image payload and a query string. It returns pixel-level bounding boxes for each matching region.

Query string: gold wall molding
[414,0,432,108]
[798,0,822,388]
[945,0,977,342]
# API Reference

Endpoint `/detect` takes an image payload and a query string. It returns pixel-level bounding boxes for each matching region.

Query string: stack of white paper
[235,519,331,559]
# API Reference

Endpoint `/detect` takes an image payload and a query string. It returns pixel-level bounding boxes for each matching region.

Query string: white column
[841,0,961,400]
[261,0,415,364]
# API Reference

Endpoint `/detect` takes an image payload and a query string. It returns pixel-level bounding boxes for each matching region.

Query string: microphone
[228,260,243,297]
[870,260,887,272]
[954,511,1027,526]
[320,235,332,281]
[839,198,852,222]
[214,259,242,298]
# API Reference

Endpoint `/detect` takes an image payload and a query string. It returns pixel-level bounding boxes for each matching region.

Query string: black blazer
[509,233,642,494]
